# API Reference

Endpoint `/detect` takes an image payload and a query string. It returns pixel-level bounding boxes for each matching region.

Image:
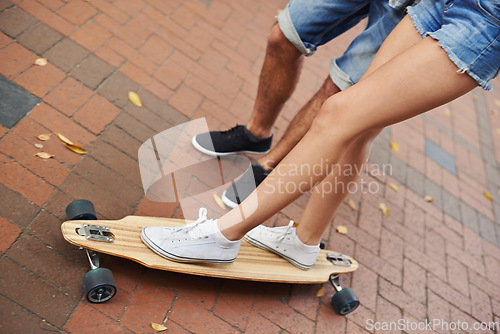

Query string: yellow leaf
[128,91,142,107]
[379,203,390,216]
[443,109,451,117]
[495,99,500,107]
[347,199,357,211]
[389,141,400,152]
[388,182,399,192]
[291,220,299,227]
[64,143,87,154]
[484,191,494,201]
[34,143,44,149]
[472,95,478,101]
[213,192,226,209]
[424,195,434,202]
[37,134,51,141]
[491,110,498,116]
[151,323,167,332]
[34,152,54,159]
[56,133,74,145]
[316,286,325,297]
[35,58,48,66]
[496,128,500,135]
[336,225,348,235]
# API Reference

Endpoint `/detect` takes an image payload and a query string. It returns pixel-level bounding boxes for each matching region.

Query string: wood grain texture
[61,216,358,284]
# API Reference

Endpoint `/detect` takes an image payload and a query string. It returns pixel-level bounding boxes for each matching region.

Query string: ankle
[246,123,272,139]
[296,230,321,247]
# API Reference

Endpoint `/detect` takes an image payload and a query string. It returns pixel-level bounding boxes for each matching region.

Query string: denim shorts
[277,0,407,90]
[408,0,500,90]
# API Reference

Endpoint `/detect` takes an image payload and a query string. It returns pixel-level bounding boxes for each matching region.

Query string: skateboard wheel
[331,288,359,315]
[82,268,116,303]
[66,200,97,220]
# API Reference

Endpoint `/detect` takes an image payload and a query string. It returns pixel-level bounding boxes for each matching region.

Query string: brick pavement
[1,0,500,333]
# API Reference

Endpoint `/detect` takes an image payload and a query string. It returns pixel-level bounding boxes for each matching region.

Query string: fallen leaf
[213,192,226,209]
[37,134,51,141]
[496,128,500,135]
[379,202,390,216]
[56,133,74,145]
[34,152,54,159]
[151,323,167,332]
[424,195,435,202]
[336,225,348,235]
[128,91,142,107]
[484,191,494,201]
[35,58,48,66]
[291,220,299,227]
[491,110,498,116]
[388,182,399,192]
[64,143,87,154]
[389,141,400,152]
[443,109,451,117]
[495,99,500,107]
[347,199,357,211]
[34,143,44,149]
[316,286,325,297]
[472,95,478,101]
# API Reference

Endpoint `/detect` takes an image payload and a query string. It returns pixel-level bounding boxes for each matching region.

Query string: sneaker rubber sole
[192,136,270,157]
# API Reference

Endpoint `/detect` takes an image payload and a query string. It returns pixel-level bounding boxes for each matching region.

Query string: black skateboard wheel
[82,268,116,303]
[66,200,97,220]
[331,288,359,315]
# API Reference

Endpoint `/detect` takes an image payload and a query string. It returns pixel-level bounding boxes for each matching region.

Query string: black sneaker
[222,162,270,208]
[192,125,272,156]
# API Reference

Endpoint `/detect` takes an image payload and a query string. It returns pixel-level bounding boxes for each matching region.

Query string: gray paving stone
[460,202,479,233]
[478,214,498,246]
[406,166,425,197]
[388,155,407,185]
[0,74,39,128]
[442,190,461,221]
[425,139,457,175]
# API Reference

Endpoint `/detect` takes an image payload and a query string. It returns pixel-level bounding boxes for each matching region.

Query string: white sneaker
[141,208,241,264]
[244,221,320,270]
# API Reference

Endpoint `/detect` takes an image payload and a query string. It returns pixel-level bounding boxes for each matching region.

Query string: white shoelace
[171,208,215,240]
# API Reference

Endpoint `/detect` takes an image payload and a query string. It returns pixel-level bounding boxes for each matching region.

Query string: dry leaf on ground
[388,182,399,192]
[35,58,48,66]
[34,152,54,159]
[379,202,390,216]
[213,192,226,209]
[151,323,167,332]
[34,143,44,149]
[316,286,325,297]
[443,109,451,117]
[491,110,498,116]
[336,226,348,235]
[389,141,400,152]
[128,91,143,107]
[472,95,478,101]
[37,134,51,141]
[495,99,500,107]
[484,191,494,201]
[56,133,74,145]
[65,143,87,154]
[347,199,357,211]
[424,195,434,202]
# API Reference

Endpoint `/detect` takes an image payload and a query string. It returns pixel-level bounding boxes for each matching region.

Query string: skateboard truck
[77,224,114,243]
[327,253,352,267]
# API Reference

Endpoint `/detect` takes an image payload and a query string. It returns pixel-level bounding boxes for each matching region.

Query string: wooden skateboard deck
[61,216,358,284]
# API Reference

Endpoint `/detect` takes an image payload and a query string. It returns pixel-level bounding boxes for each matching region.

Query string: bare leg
[258,77,340,170]
[296,129,380,245]
[218,16,478,240]
[246,23,304,138]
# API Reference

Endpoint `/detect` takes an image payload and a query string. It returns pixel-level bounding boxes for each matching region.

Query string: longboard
[62,200,360,314]
[62,216,358,283]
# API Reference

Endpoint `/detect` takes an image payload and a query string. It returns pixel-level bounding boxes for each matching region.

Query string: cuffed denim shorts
[277,0,407,90]
[408,0,500,90]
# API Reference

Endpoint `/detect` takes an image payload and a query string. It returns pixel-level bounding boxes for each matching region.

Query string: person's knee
[267,23,299,55]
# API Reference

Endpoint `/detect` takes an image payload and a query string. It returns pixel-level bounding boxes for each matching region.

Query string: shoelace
[275,220,295,243]
[220,125,243,138]
[171,208,214,240]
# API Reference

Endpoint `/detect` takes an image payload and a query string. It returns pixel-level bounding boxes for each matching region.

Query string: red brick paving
[1,0,500,333]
